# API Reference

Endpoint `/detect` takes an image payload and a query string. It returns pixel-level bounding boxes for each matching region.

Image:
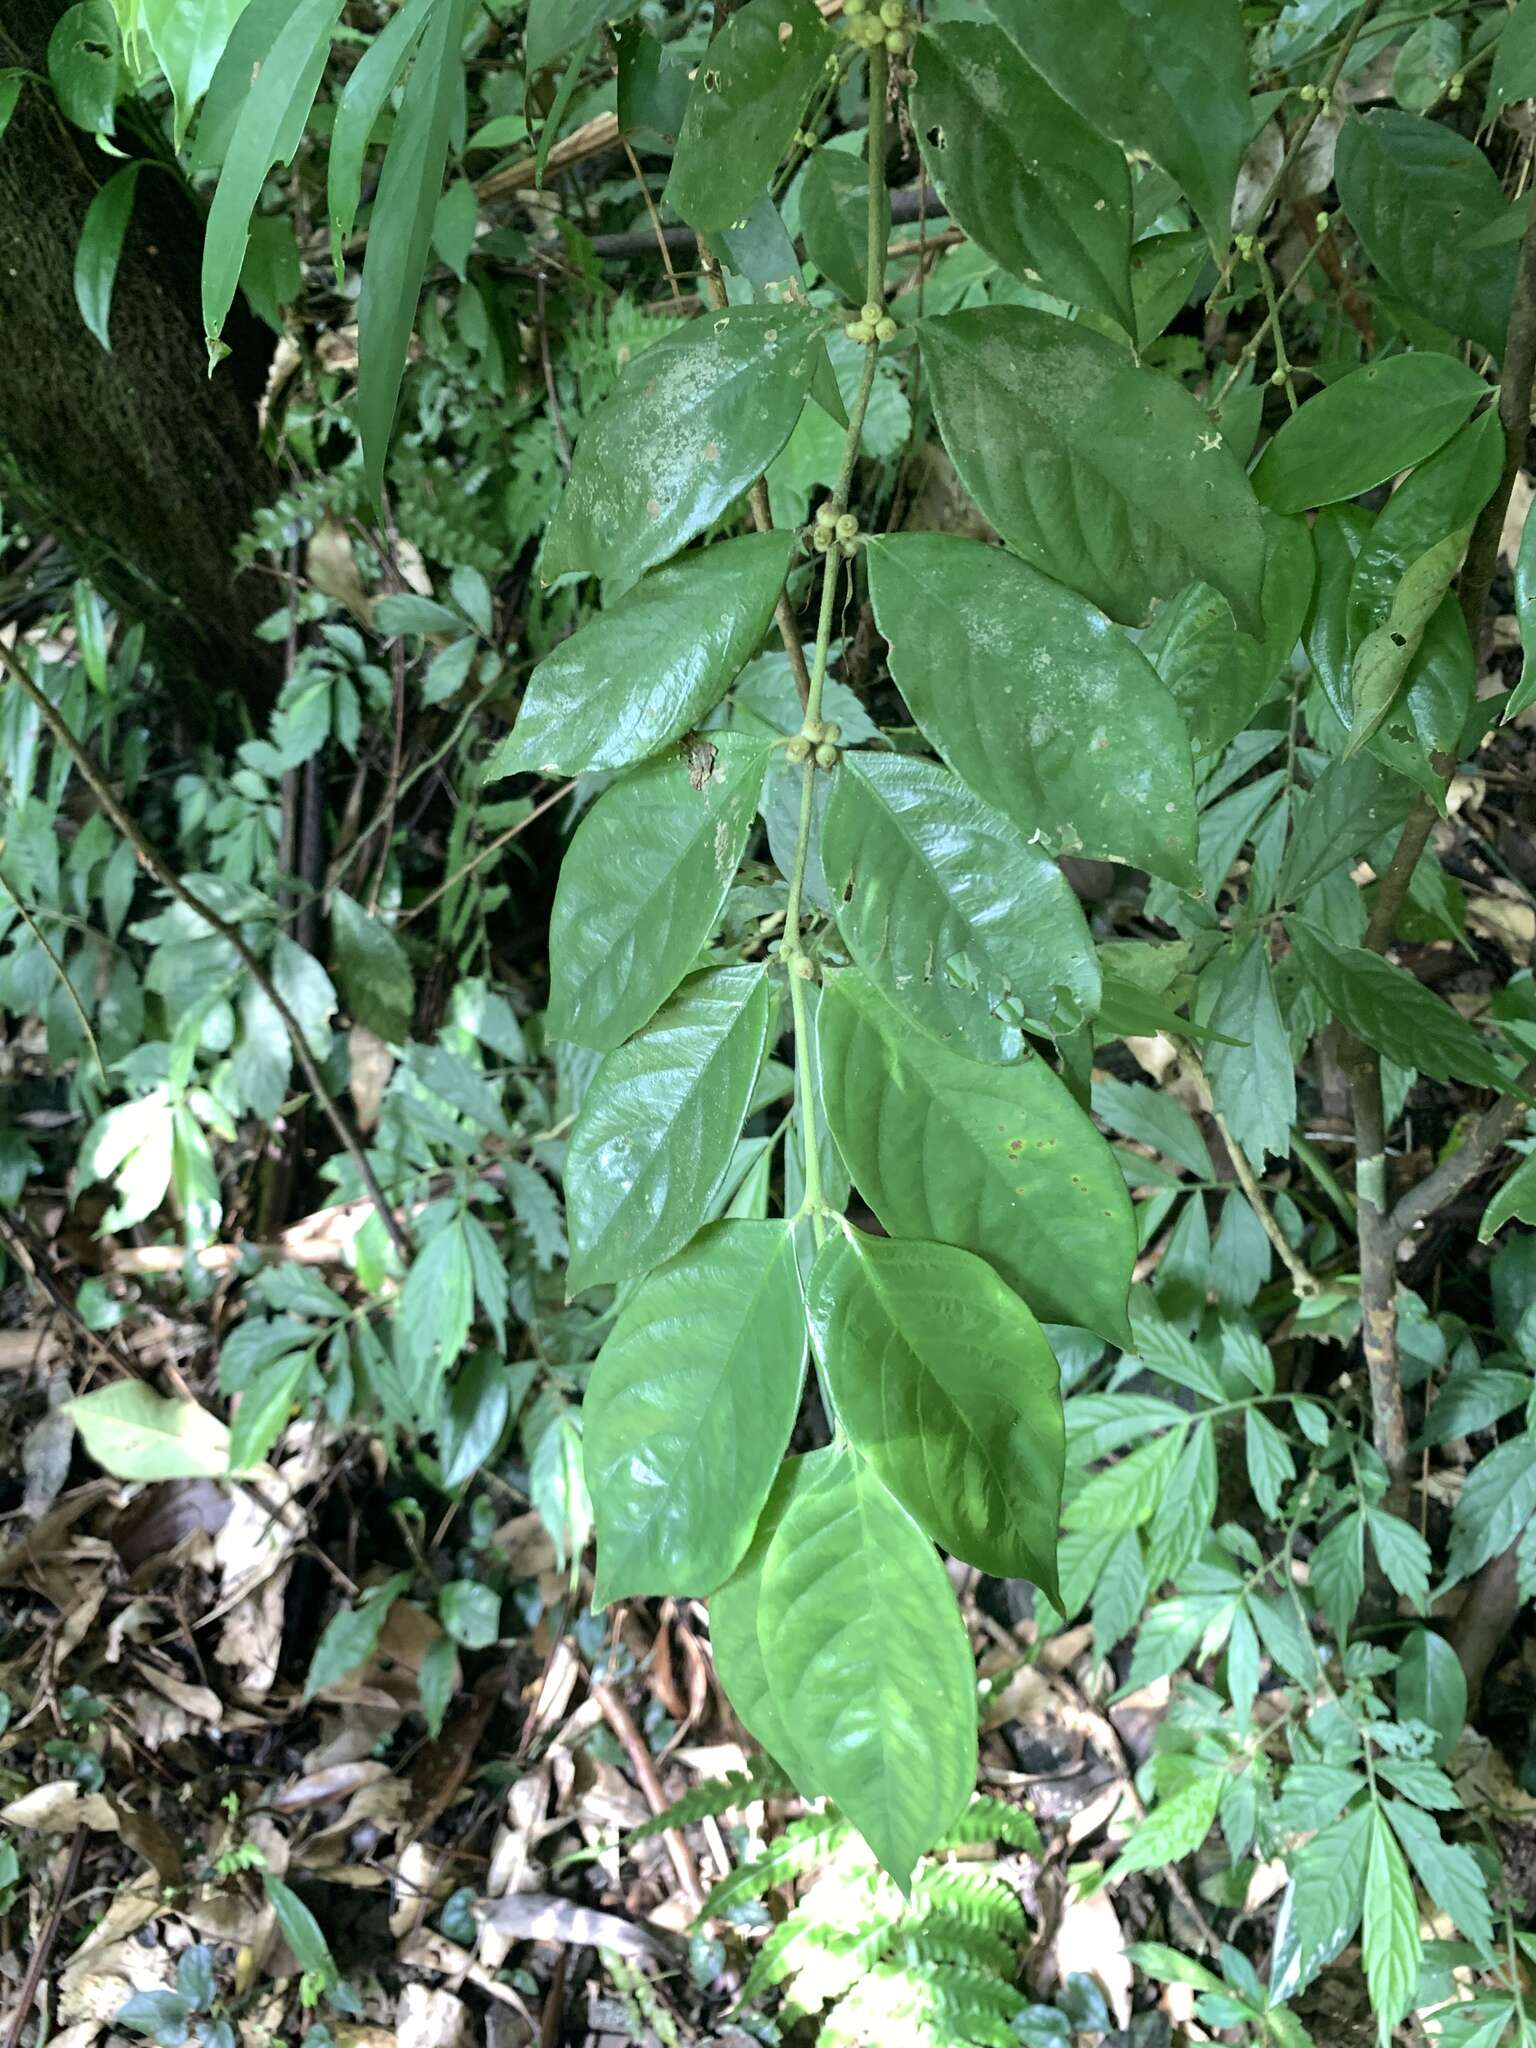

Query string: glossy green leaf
[756,1444,977,1886]
[326,0,440,276]
[201,0,342,351]
[1507,489,1536,720]
[1348,410,1504,646]
[1269,1804,1372,2002]
[1114,1773,1223,1877]
[74,161,147,352]
[1276,749,1417,904]
[1288,918,1511,1092]
[710,1456,829,1792]
[1130,228,1207,348]
[1346,529,1469,759]
[1446,1434,1536,1583]
[821,752,1100,1058]
[1091,1075,1213,1179]
[439,1579,500,1648]
[1479,1150,1536,1240]
[1201,936,1294,1166]
[920,308,1265,635]
[1141,510,1314,770]
[800,150,888,307]
[227,1349,308,1472]
[526,0,645,73]
[67,1383,231,1481]
[1253,354,1489,514]
[664,0,831,234]
[585,1220,806,1601]
[809,1226,1063,1589]
[418,1633,456,1738]
[489,533,791,778]
[139,0,249,144]
[546,733,770,1049]
[437,1354,518,1490]
[264,1875,336,1974]
[397,1215,474,1419]
[356,0,466,502]
[867,533,1198,886]
[302,1573,409,1699]
[565,966,771,1291]
[49,2,120,135]
[1363,1808,1420,2037]
[986,0,1250,246]
[329,890,413,1043]
[542,307,820,591]
[0,74,22,145]
[820,967,1136,1346]
[1334,111,1517,359]
[910,22,1133,330]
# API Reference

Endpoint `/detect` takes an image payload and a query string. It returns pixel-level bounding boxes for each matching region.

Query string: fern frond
[701,1811,848,1915]
[884,1916,1019,1979]
[939,1793,1042,1853]
[908,1864,1028,1939]
[821,1959,1027,2048]
[634,1755,790,1840]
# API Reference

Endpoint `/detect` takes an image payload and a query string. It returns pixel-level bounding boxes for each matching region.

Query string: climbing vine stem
[781,43,892,1228]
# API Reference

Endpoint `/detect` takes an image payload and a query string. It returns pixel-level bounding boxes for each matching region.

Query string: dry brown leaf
[474,1891,683,1965]
[349,1026,394,1132]
[1466,890,1536,957]
[398,1985,472,2048]
[135,1656,222,1724]
[307,516,374,628]
[1051,1881,1133,2028]
[2,1781,120,1832]
[268,1759,393,1813]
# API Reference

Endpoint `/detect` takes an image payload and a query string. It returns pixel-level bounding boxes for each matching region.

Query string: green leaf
[1385,1799,1494,1955]
[809,1226,1063,1590]
[820,968,1135,1345]
[326,0,440,276]
[1092,1074,1214,1178]
[1490,0,1536,112]
[1446,1433,1536,1584]
[800,151,889,308]
[1201,936,1295,1168]
[1276,750,1416,905]
[1144,1419,1217,1583]
[74,162,146,352]
[1345,530,1470,760]
[1363,1807,1420,2037]
[264,1874,335,1975]
[543,306,819,590]
[433,177,477,279]
[355,0,467,502]
[1253,354,1489,515]
[302,1572,410,1699]
[66,1383,231,1481]
[565,966,771,1291]
[397,1216,474,1419]
[1334,111,1517,359]
[1348,408,1501,654]
[1364,1507,1431,1609]
[1113,1772,1223,1877]
[910,22,1133,330]
[986,0,1250,246]
[527,1403,593,1569]
[228,1349,308,1472]
[139,0,249,145]
[0,74,23,146]
[756,1445,977,1887]
[49,2,120,135]
[329,890,413,1042]
[1481,1150,1536,1242]
[547,734,770,1050]
[867,534,1197,886]
[821,751,1100,1057]
[663,0,830,234]
[418,1633,456,1739]
[1309,1509,1365,1641]
[201,0,342,351]
[1269,1804,1372,2002]
[1275,1762,1364,1836]
[1124,1944,1227,1997]
[919,309,1266,635]
[1393,15,1460,112]
[1244,1406,1295,1521]
[437,1354,518,1490]
[438,1579,500,1649]
[1287,918,1511,1093]
[489,533,791,778]
[585,1221,806,1601]
[526,0,645,73]
[1140,510,1314,770]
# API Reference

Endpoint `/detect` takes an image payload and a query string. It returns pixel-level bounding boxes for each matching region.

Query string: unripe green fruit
[822,722,842,745]
[880,0,905,24]
[790,953,816,979]
[815,741,840,770]
[811,527,831,551]
[884,28,907,52]
[846,0,868,14]
[786,736,813,764]
[861,301,882,325]
[845,319,872,343]
[874,315,897,343]
[834,512,858,541]
[815,501,837,528]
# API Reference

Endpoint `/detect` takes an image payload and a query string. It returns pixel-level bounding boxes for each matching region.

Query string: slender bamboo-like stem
[1212,1110,1321,1298]
[0,637,413,1265]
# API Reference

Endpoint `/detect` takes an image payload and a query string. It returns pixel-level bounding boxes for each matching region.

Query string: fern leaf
[886,1917,1019,1979]
[633,1755,790,1840]
[908,1864,1028,1940]
[939,1793,1042,1854]
[701,1811,847,1916]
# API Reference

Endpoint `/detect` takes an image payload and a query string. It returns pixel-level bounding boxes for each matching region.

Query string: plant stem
[0,638,413,1266]
[1213,1109,1321,1297]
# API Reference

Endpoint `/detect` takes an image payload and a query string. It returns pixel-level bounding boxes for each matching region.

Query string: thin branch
[0,639,413,1265]
[588,1675,703,1913]
[619,136,685,314]
[1212,1110,1321,1298]
[3,1826,86,2048]
[1389,1055,1536,1241]
[398,776,577,928]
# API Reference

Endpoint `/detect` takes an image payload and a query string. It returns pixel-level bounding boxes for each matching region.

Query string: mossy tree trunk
[0,1,281,718]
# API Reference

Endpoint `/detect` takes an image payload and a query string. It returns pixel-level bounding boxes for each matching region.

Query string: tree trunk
[0,2,281,717]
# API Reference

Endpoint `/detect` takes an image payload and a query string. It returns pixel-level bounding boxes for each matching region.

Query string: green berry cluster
[844,300,898,347]
[845,0,910,59]
[787,715,844,770]
[812,504,862,558]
